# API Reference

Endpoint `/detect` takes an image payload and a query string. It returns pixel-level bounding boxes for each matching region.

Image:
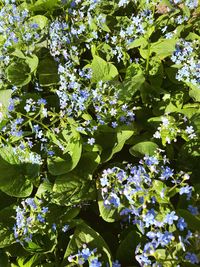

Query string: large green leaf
[96,128,134,162]
[28,15,48,29]
[129,141,158,157]
[37,57,59,86]
[73,152,100,179]
[116,230,142,265]
[0,226,15,249]
[188,83,200,102]
[0,251,9,267]
[0,89,12,121]
[5,61,31,87]
[90,55,118,83]
[53,173,96,206]
[0,146,37,197]
[25,55,39,73]
[47,139,82,175]
[63,223,112,266]
[17,254,42,267]
[150,38,177,59]
[31,0,60,12]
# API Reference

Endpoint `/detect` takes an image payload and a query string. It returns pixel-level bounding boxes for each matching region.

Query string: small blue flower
[160,166,174,180]
[164,211,178,225]
[37,214,45,223]
[177,217,187,231]
[112,260,121,267]
[87,138,95,145]
[109,192,120,208]
[90,258,102,267]
[62,224,69,232]
[52,223,57,232]
[188,205,199,215]
[100,177,108,187]
[185,252,199,264]
[179,186,192,199]
[81,247,92,260]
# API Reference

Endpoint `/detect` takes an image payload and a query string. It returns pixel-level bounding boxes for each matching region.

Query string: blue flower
[185,252,199,264]
[52,223,57,232]
[81,247,92,260]
[143,209,156,228]
[100,177,108,187]
[87,138,95,145]
[160,166,174,180]
[109,192,120,208]
[89,258,102,267]
[177,217,187,231]
[112,260,121,267]
[25,198,37,210]
[179,186,192,199]
[157,231,173,247]
[62,224,69,232]
[144,156,159,166]
[164,211,178,225]
[188,205,199,215]
[37,214,45,223]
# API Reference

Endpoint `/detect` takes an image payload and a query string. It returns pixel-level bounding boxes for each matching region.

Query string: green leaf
[47,138,82,175]
[148,57,163,88]
[73,152,100,179]
[23,235,56,254]
[17,254,42,267]
[96,128,133,162]
[0,89,12,120]
[127,37,148,49]
[53,173,95,206]
[11,49,26,59]
[1,178,33,198]
[120,63,145,100]
[150,38,177,59]
[31,0,60,12]
[98,192,119,222]
[0,225,15,248]
[90,55,118,83]
[63,223,112,266]
[152,180,169,203]
[28,15,48,29]
[188,83,200,102]
[5,61,31,87]
[25,55,39,73]
[37,57,59,86]
[0,146,34,197]
[116,230,141,265]
[0,250,9,267]
[129,141,158,157]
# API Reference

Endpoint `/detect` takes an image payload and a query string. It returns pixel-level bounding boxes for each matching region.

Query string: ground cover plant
[0,0,200,266]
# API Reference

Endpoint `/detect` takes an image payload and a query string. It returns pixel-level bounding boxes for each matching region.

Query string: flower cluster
[0,2,47,88]
[99,151,199,266]
[68,244,121,267]
[171,39,200,88]
[57,62,92,118]
[170,0,199,10]
[13,198,49,245]
[153,114,197,145]
[68,245,102,267]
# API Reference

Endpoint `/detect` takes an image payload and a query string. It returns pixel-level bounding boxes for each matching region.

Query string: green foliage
[5,61,31,87]
[0,0,200,266]
[90,55,118,83]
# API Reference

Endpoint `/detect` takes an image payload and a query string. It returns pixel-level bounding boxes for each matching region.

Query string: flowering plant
[0,0,199,266]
